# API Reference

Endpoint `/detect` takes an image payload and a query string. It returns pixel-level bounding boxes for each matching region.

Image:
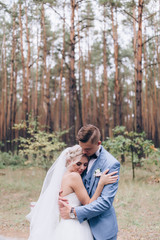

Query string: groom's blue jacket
[75,146,120,240]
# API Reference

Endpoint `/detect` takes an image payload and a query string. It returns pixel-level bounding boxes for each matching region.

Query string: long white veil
[26,147,70,240]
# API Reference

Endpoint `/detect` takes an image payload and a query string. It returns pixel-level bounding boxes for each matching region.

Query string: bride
[26,145,118,240]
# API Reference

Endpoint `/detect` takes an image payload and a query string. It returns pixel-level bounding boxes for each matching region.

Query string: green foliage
[102,126,155,164]
[112,125,126,137]
[103,135,131,160]
[91,40,103,66]
[0,151,26,169]
[81,1,95,26]
[13,120,66,171]
[0,141,4,149]
[145,149,160,166]
[125,131,153,162]
[102,126,157,179]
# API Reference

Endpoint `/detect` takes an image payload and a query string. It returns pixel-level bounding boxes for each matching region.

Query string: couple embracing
[27,124,120,240]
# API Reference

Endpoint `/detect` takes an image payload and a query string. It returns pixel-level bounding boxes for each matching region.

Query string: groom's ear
[98,141,101,146]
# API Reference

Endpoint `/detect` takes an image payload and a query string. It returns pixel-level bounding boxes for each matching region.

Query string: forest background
[0,1,160,239]
[0,0,160,151]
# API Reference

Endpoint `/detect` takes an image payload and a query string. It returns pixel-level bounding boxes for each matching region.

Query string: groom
[59,124,120,240]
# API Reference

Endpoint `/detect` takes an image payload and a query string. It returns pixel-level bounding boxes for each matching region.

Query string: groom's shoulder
[100,146,120,165]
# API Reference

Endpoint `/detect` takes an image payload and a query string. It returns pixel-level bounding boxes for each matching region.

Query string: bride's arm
[88,169,118,203]
[69,170,118,205]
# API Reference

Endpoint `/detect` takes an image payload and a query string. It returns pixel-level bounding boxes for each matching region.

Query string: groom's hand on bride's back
[58,190,69,204]
[58,200,71,219]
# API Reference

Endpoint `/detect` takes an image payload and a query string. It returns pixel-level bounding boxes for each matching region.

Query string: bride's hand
[99,169,118,186]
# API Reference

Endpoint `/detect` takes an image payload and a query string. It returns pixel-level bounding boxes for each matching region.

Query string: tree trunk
[13,61,17,144]
[92,66,98,126]
[77,8,83,128]
[7,6,16,150]
[82,56,86,125]
[64,72,69,142]
[41,4,52,132]
[42,3,47,129]
[0,33,8,150]
[158,0,160,87]
[34,32,40,121]
[103,4,109,138]
[98,82,104,140]
[135,0,144,133]
[143,26,149,137]
[69,0,76,145]
[0,36,4,142]
[148,67,153,140]
[111,5,121,127]
[133,3,137,130]
[25,5,31,116]
[152,44,159,146]
[19,2,28,127]
[86,48,92,123]
[46,67,53,132]
[58,0,66,130]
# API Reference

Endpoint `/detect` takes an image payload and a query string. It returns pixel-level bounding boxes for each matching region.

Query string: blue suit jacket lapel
[88,147,106,195]
[82,169,92,194]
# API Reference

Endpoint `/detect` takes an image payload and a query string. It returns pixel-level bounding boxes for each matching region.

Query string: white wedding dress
[53,192,93,240]
[27,147,94,240]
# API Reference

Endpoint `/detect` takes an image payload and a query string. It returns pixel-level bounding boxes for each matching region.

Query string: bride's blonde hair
[65,145,87,167]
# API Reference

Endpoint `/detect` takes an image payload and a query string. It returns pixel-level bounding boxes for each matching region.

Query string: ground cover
[0,159,160,240]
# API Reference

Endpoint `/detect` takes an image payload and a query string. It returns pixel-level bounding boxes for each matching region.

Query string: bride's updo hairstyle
[65,145,88,167]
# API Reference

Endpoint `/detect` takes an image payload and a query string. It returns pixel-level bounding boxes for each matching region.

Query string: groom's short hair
[77,124,101,144]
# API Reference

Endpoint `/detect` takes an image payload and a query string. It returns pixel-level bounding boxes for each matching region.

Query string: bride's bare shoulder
[63,171,81,180]
[64,172,82,183]
[69,173,83,190]
[70,172,81,178]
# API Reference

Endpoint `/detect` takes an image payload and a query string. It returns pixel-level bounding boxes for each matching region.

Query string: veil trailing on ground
[26,147,71,240]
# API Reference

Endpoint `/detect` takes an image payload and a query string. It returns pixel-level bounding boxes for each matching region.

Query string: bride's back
[60,172,75,197]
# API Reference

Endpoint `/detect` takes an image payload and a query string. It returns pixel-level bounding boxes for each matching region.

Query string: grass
[0,157,160,239]
[114,159,160,240]
[0,167,46,238]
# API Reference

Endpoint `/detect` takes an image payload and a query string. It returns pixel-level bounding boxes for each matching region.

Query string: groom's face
[79,140,101,157]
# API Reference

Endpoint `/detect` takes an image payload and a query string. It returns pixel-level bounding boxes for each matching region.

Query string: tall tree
[19,2,28,129]
[132,0,137,130]
[102,3,109,138]
[7,4,17,150]
[69,0,77,144]
[58,0,66,130]
[0,30,8,149]
[76,4,83,128]
[81,56,87,125]
[25,4,31,114]
[143,25,149,135]
[135,0,144,133]
[111,2,121,126]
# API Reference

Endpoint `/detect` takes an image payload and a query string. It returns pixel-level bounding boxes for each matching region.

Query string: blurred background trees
[0,0,160,151]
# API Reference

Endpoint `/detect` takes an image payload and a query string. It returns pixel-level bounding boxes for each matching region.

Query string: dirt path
[1,230,160,240]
